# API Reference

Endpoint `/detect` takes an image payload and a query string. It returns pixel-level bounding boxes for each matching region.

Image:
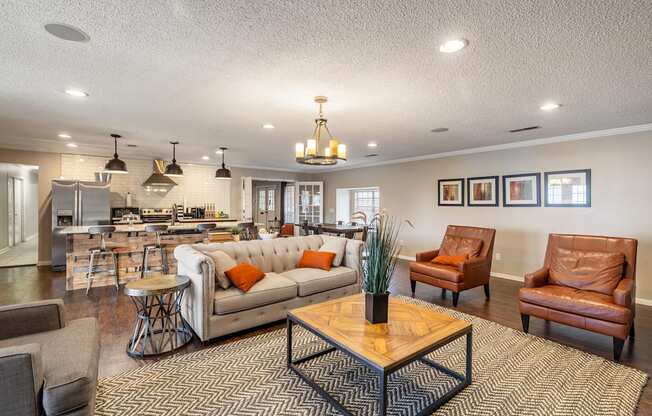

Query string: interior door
[7,177,14,246]
[296,181,324,225]
[254,185,279,230]
[13,178,23,243]
[241,177,253,222]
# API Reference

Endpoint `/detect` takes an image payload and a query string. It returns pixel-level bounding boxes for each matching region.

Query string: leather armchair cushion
[549,248,625,295]
[439,235,483,258]
[519,285,632,324]
[409,261,463,283]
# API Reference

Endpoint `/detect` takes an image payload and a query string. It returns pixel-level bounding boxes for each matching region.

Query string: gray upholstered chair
[0,299,100,416]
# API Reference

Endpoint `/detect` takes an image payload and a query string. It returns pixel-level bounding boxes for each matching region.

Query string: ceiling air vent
[508,125,540,133]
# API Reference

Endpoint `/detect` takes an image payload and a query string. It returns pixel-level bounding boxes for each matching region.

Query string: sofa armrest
[0,343,43,415]
[343,239,364,286]
[524,267,549,288]
[174,245,215,341]
[613,278,635,308]
[416,249,439,262]
[0,299,65,341]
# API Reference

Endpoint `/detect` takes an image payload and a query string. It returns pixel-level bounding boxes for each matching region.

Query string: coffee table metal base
[287,316,472,416]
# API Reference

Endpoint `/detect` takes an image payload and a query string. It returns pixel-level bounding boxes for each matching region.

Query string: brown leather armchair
[519,234,637,360]
[409,225,496,306]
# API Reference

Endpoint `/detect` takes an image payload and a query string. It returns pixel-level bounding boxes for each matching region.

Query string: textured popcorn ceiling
[0,0,651,171]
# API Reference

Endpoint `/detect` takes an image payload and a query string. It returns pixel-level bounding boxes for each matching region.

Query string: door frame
[7,176,25,246]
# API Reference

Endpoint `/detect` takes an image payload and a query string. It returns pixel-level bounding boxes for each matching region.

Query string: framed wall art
[502,173,541,207]
[544,169,591,207]
[467,176,499,207]
[437,178,464,206]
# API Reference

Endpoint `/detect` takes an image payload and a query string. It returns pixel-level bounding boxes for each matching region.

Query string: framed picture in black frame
[544,169,591,207]
[437,178,464,206]
[502,173,541,207]
[467,176,499,207]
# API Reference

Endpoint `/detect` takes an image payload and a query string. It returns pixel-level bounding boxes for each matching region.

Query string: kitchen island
[59,219,245,291]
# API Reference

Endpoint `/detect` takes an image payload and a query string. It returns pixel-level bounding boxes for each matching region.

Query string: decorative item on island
[363,211,413,324]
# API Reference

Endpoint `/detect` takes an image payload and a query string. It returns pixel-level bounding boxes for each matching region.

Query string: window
[352,188,380,220]
[284,184,295,224]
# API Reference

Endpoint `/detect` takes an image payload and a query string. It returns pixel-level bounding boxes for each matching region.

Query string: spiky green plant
[363,211,413,294]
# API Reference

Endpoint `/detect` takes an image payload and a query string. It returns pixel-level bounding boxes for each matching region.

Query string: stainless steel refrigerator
[51,180,111,270]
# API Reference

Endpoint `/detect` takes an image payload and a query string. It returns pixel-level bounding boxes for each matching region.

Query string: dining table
[299,223,367,239]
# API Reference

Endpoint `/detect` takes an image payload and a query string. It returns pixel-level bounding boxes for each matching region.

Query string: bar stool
[194,223,217,243]
[86,226,126,295]
[140,224,170,278]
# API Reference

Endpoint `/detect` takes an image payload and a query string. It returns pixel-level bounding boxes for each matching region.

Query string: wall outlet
[495,252,502,261]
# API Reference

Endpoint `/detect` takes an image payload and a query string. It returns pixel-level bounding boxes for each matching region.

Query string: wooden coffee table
[287,293,472,415]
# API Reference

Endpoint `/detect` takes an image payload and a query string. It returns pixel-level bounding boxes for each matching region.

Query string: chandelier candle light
[295,96,347,166]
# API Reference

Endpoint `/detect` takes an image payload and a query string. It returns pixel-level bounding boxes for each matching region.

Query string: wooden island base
[65,230,233,291]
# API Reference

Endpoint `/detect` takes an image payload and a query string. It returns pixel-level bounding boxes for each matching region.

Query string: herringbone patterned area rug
[96,296,647,415]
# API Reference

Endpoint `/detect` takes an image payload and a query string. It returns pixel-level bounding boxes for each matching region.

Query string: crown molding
[312,122,652,173]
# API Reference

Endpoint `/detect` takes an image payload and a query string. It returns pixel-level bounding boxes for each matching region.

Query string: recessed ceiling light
[215,149,224,154]
[540,103,561,111]
[202,155,210,160]
[66,143,78,148]
[58,133,71,139]
[64,89,89,97]
[44,23,90,42]
[262,124,275,129]
[430,127,449,133]
[367,142,378,148]
[79,158,85,162]
[439,38,468,53]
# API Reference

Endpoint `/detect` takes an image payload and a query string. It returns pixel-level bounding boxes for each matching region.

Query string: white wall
[313,130,652,301]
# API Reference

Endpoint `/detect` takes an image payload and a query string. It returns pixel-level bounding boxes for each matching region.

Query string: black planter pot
[365,292,389,324]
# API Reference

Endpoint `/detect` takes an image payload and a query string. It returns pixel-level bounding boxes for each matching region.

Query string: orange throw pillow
[225,263,266,292]
[432,254,469,267]
[298,250,336,271]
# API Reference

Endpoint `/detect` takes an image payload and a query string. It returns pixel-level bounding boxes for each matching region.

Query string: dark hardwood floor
[1,261,649,414]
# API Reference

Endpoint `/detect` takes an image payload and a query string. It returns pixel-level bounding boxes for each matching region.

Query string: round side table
[125,274,192,358]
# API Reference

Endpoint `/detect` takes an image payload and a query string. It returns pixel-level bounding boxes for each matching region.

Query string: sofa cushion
[439,235,483,258]
[213,273,297,315]
[409,261,464,283]
[0,318,100,416]
[281,267,357,296]
[549,248,625,295]
[432,254,468,267]
[319,236,347,266]
[298,250,336,271]
[519,285,631,324]
[203,250,237,289]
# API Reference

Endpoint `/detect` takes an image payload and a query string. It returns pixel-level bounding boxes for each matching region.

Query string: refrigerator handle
[79,188,83,226]
[74,189,79,226]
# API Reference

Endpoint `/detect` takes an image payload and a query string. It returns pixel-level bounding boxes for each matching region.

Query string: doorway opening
[0,163,39,267]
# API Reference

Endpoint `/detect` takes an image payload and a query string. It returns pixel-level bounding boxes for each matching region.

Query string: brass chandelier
[295,96,347,165]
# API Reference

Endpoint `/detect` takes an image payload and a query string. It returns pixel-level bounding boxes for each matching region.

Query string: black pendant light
[164,141,184,177]
[104,134,128,174]
[215,147,231,179]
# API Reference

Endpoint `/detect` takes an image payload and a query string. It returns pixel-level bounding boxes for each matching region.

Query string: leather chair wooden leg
[521,314,530,333]
[452,292,460,307]
[613,338,625,361]
[410,280,416,297]
[441,289,446,299]
[484,283,490,299]
[630,325,635,339]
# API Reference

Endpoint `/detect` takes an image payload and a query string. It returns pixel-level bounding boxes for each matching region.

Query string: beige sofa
[174,235,363,341]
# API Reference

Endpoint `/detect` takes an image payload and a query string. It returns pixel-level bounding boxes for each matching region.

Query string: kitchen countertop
[58,219,245,235]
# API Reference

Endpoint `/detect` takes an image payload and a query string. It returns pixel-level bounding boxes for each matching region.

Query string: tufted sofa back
[192,235,325,274]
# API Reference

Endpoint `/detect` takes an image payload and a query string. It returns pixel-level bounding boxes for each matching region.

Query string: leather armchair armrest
[0,343,43,415]
[416,249,439,262]
[524,267,549,288]
[0,299,65,341]
[613,278,635,307]
[461,256,491,286]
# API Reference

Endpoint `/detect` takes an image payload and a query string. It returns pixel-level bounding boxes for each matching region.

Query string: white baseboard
[37,260,52,266]
[397,256,652,306]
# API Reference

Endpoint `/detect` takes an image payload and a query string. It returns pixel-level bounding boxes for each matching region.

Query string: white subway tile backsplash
[62,155,230,213]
